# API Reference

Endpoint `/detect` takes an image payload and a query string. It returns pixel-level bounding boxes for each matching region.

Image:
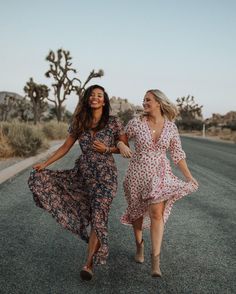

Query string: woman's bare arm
[33,135,77,171]
[177,159,198,185]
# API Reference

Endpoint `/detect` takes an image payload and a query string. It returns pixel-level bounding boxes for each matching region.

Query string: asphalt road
[0,137,235,294]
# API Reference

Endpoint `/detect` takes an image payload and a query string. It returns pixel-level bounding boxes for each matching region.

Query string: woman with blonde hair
[117,89,198,277]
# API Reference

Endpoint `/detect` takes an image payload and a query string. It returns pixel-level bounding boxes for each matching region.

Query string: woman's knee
[150,211,163,221]
[149,203,164,221]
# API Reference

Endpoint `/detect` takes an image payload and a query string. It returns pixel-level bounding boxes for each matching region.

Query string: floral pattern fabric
[120,116,198,227]
[28,116,124,265]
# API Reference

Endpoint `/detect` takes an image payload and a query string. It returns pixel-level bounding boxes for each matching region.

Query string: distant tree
[16,98,32,122]
[117,109,134,125]
[176,95,203,131]
[45,48,104,120]
[24,78,49,124]
[73,69,104,101]
[227,120,236,131]
[176,95,203,119]
[45,49,77,122]
[47,106,72,123]
[0,95,17,121]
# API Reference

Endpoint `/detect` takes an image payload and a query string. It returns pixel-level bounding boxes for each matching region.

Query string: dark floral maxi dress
[28,116,124,265]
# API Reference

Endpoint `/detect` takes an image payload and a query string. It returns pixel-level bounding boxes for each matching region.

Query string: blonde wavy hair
[146,89,178,121]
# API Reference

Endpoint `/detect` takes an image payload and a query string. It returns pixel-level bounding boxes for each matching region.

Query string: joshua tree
[24,78,49,124]
[0,95,17,121]
[73,69,104,101]
[176,95,203,130]
[176,95,203,120]
[45,49,76,122]
[45,48,104,121]
[16,98,32,122]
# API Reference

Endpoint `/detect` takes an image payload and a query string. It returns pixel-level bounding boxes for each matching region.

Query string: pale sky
[1,0,236,118]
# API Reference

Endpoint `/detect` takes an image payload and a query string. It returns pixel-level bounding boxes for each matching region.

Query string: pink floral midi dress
[28,116,124,265]
[121,116,198,227]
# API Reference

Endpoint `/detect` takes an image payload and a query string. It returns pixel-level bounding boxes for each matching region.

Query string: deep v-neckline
[145,117,166,144]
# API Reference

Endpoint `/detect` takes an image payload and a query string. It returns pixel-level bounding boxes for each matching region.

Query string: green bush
[227,120,236,131]
[176,118,203,131]
[0,122,48,157]
[42,121,68,140]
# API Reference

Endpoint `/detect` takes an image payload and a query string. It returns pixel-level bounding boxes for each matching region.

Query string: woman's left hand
[92,140,107,153]
[185,176,198,186]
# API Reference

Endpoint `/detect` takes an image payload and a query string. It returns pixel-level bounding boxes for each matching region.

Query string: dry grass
[42,121,68,140]
[0,127,15,158]
[0,121,69,159]
[0,122,49,158]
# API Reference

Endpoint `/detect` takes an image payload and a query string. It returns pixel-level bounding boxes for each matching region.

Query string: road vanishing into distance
[0,137,235,294]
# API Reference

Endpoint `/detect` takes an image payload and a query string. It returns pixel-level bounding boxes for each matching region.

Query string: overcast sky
[1,0,236,118]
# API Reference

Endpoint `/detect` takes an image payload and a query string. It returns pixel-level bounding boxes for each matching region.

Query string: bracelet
[104,147,111,154]
[117,141,124,148]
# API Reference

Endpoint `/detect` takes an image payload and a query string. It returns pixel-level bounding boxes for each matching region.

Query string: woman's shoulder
[127,115,144,126]
[165,120,179,132]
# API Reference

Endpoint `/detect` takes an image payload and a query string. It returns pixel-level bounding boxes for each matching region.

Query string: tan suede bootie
[151,254,162,277]
[135,239,144,263]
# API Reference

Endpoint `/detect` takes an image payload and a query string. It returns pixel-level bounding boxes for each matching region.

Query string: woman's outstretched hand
[185,176,198,186]
[33,162,48,171]
[117,141,132,158]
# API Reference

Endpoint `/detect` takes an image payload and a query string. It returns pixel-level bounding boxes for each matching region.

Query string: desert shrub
[0,126,15,157]
[176,118,203,131]
[42,121,68,140]
[226,120,236,131]
[117,109,134,125]
[206,126,221,136]
[232,133,236,143]
[0,122,48,157]
[221,128,231,135]
[219,128,231,141]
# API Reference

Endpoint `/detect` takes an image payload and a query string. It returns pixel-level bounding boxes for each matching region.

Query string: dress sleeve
[124,118,137,139]
[169,123,186,164]
[113,117,125,141]
[67,124,79,139]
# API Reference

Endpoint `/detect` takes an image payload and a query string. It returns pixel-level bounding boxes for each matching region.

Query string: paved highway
[0,137,235,293]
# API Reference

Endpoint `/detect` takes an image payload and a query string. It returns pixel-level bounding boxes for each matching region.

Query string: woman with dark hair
[28,85,125,280]
[117,89,198,277]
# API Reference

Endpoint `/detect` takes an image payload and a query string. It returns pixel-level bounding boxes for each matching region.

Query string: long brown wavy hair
[70,85,111,138]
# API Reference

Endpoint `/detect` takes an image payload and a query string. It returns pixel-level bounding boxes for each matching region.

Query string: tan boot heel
[151,254,162,277]
[135,239,144,263]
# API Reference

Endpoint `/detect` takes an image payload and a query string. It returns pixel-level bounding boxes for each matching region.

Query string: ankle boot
[80,265,94,281]
[135,239,144,263]
[151,254,162,277]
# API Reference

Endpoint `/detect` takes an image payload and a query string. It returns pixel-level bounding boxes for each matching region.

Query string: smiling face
[88,87,105,109]
[142,91,160,114]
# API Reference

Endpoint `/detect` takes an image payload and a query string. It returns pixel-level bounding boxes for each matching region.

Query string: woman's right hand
[117,141,132,158]
[33,162,48,171]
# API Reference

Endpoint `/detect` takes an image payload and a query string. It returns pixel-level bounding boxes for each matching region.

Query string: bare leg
[149,202,165,256]
[133,216,144,263]
[149,201,165,277]
[133,216,143,244]
[84,228,100,269]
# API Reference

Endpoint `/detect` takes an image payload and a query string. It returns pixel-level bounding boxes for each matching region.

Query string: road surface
[0,137,235,293]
